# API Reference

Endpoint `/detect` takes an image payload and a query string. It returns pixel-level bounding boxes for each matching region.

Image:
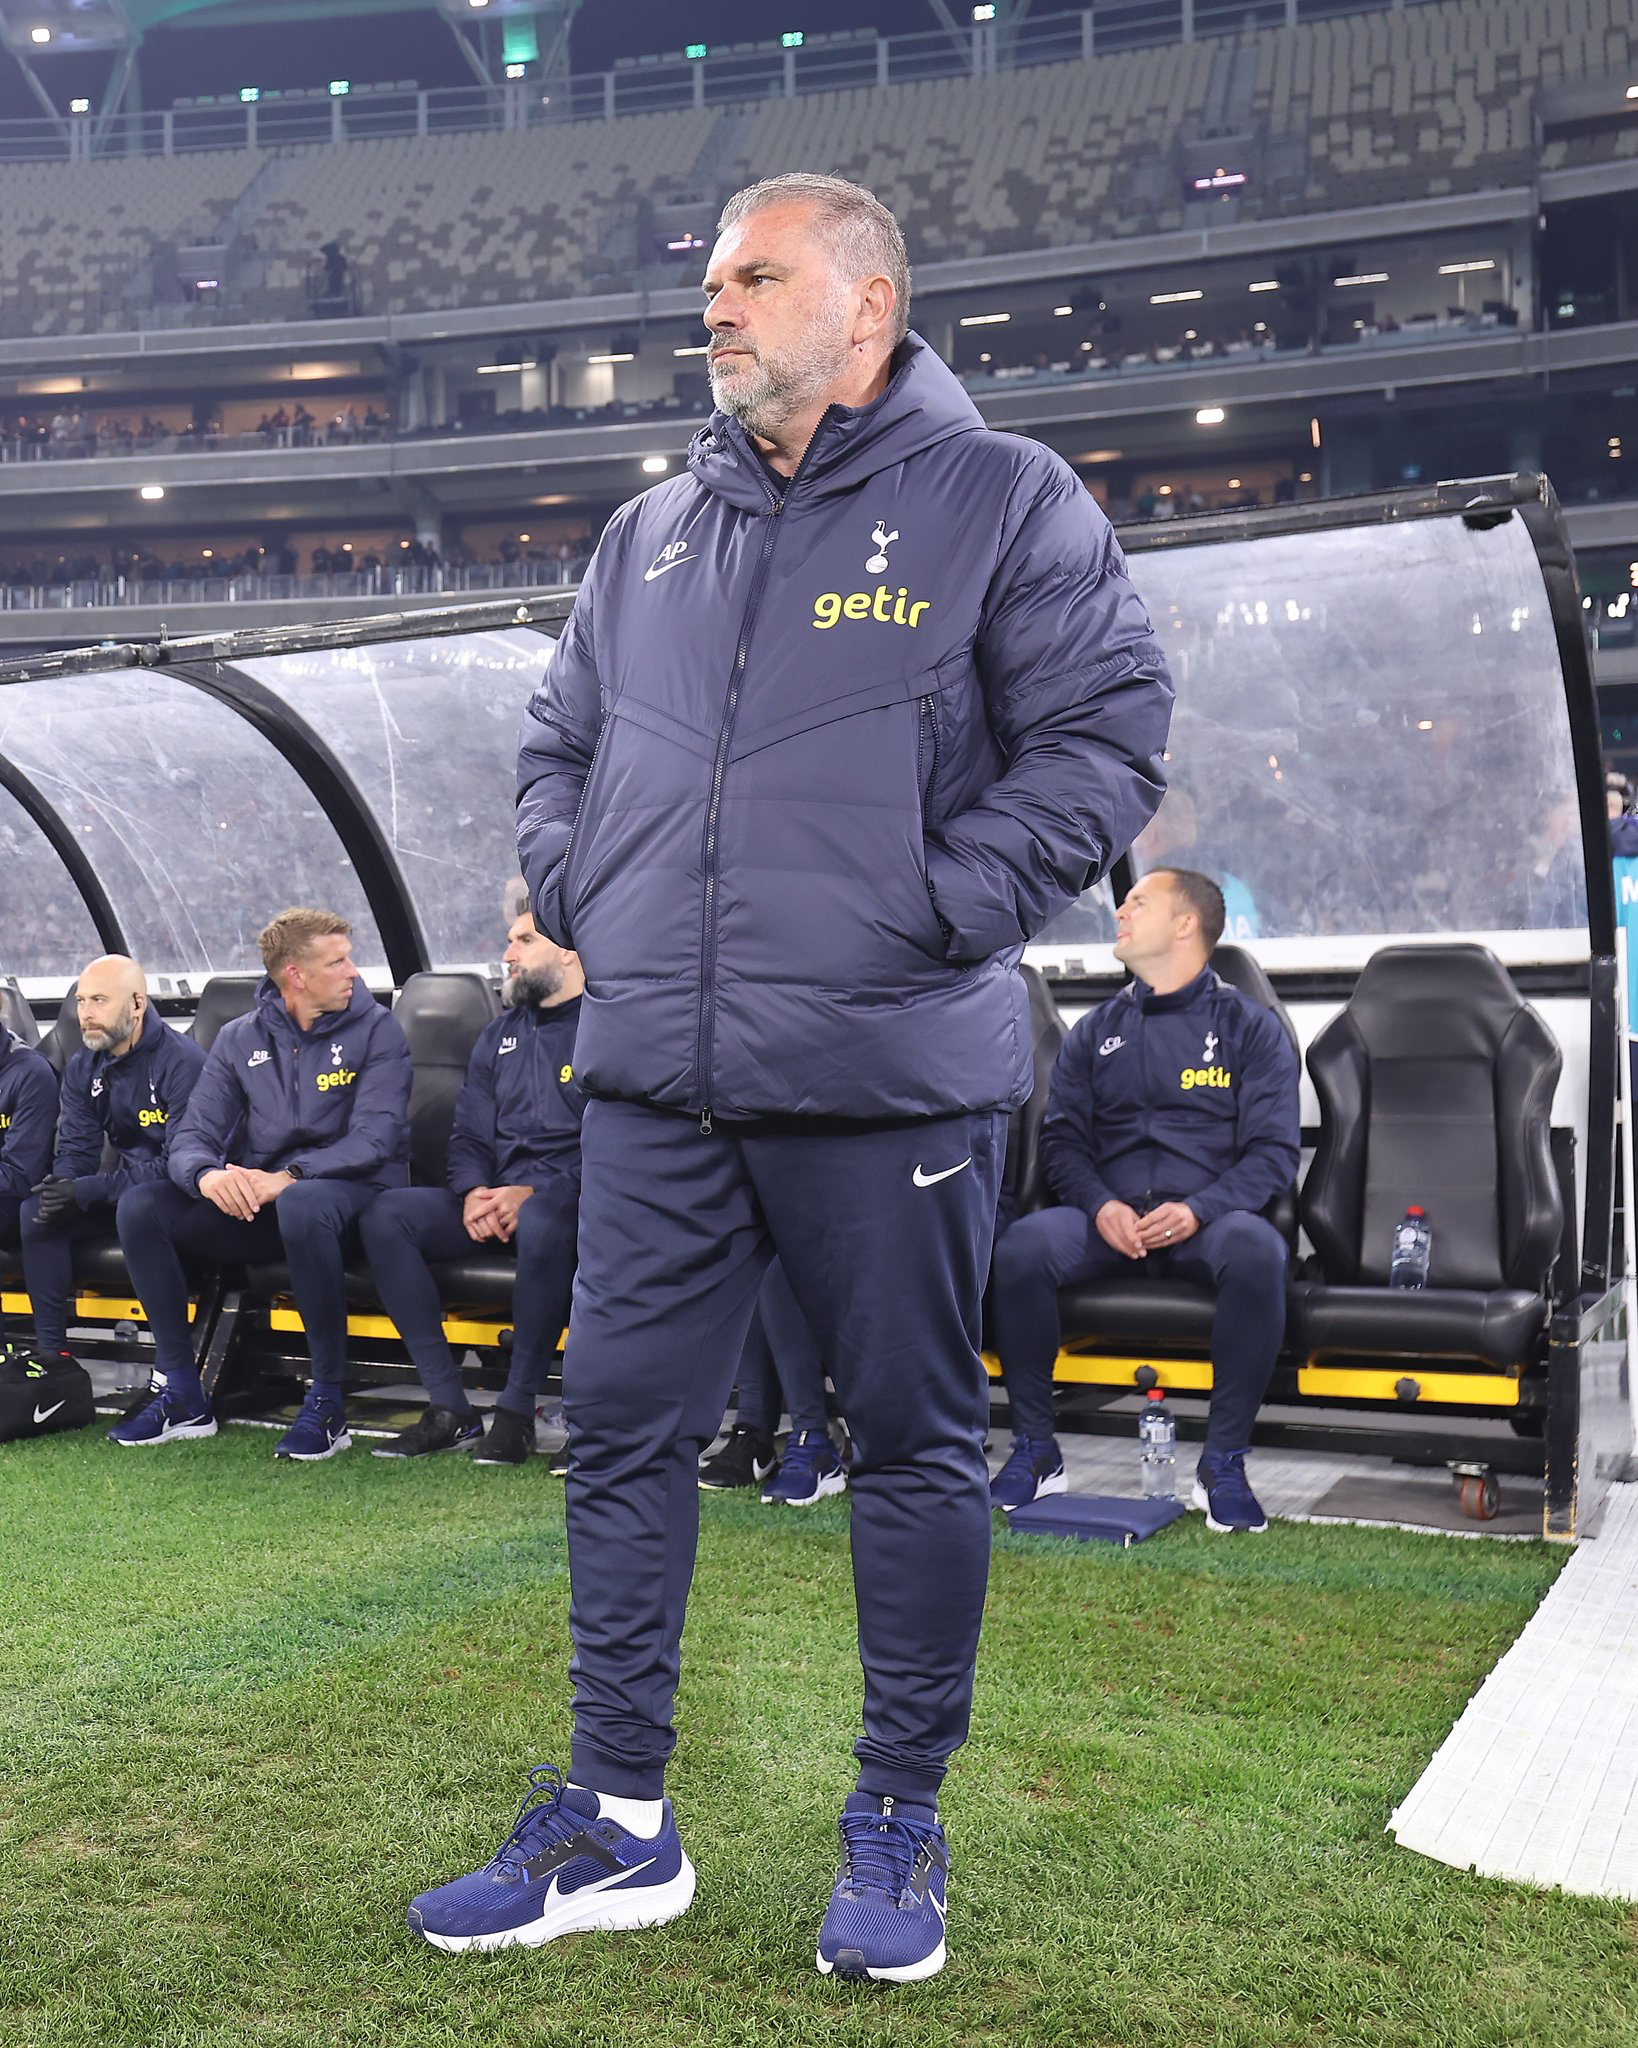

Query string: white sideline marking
[1390,1483,1638,1901]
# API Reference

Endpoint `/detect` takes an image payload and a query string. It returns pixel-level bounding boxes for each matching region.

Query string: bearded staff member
[408,172,1173,1984]
[18,954,204,1380]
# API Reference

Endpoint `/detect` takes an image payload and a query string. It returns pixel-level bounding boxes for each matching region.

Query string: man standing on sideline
[408,173,1173,1981]
[362,906,584,1466]
[18,955,204,1377]
[988,869,1299,1531]
[114,910,411,1457]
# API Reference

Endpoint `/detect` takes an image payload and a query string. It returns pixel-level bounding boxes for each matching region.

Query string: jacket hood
[254,972,379,1039]
[0,1025,20,1070]
[686,333,987,511]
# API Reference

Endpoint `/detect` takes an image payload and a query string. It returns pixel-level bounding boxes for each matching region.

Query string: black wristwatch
[284,1162,305,1181]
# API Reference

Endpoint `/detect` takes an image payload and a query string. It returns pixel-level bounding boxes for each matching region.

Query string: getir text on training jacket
[1040,966,1300,1225]
[517,333,1173,1121]
[168,976,412,1194]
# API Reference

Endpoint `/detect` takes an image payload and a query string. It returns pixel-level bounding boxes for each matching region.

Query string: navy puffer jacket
[518,335,1172,1120]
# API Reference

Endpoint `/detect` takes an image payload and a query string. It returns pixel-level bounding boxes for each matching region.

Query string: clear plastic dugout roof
[0,479,1607,990]
[1032,476,1603,976]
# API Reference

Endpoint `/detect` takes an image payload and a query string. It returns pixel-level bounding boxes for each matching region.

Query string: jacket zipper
[697,483,786,1132]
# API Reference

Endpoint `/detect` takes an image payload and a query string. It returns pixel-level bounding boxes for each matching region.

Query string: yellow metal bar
[982,1348,1215,1391]
[268,1305,568,1349]
[1298,1365,1520,1406]
[1,1291,191,1323]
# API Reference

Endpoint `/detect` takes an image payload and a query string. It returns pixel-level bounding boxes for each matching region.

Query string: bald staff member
[18,956,206,1372]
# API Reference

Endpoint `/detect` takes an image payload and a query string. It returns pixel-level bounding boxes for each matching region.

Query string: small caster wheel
[1453,1466,1499,1520]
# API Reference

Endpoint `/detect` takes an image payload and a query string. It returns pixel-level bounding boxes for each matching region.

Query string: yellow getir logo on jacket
[812,586,932,630]
[559,1063,573,1084]
[316,1069,357,1092]
[1179,1066,1232,1090]
[138,1106,169,1126]
[0,1112,10,1130]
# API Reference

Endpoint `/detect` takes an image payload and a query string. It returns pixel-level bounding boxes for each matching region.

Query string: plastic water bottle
[1138,1389,1177,1500]
[1389,1205,1433,1289]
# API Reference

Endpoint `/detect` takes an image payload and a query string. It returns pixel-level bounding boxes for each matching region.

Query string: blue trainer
[274,1389,351,1461]
[407,1764,695,1953]
[1192,1448,1268,1533]
[106,1384,217,1447]
[816,1792,949,1983]
[988,1434,1066,1512]
[762,1428,847,1507]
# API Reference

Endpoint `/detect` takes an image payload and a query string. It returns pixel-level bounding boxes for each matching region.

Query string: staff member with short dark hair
[114,908,411,1457]
[988,868,1300,1533]
[362,908,584,1466]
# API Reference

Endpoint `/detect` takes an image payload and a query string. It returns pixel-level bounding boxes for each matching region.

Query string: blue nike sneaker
[274,1388,351,1461]
[1192,1447,1268,1533]
[816,1792,949,1983]
[106,1384,217,1447]
[407,1764,696,1953]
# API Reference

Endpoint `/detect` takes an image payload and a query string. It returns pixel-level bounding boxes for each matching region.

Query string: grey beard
[504,965,561,1007]
[709,324,854,439]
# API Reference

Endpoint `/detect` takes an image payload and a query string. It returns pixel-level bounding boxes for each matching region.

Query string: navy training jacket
[445,997,586,1195]
[0,1028,57,1200]
[518,334,1173,1121]
[1039,967,1300,1227]
[168,976,412,1194]
[53,1013,207,1207]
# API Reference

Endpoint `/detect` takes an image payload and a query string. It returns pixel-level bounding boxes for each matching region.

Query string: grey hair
[717,173,911,345]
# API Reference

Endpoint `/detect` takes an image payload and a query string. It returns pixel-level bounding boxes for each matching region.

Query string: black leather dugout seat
[189,975,259,1050]
[0,976,39,1047]
[1294,944,1562,1372]
[1047,945,1302,1354]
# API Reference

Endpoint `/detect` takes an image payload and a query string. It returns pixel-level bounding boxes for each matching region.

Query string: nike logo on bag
[913,1159,972,1188]
[33,1401,65,1424]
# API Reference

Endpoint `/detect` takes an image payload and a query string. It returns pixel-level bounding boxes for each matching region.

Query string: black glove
[30,1175,79,1227]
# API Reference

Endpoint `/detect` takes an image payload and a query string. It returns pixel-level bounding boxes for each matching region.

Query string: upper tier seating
[0,0,1631,335]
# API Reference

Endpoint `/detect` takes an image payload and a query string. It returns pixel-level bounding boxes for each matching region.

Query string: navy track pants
[358,1179,578,1417]
[18,1198,119,1355]
[564,1098,1006,1804]
[118,1177,374,1385]
[989,1204,1287,1453]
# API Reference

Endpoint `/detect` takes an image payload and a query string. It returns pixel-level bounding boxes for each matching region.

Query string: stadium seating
[0,149,265,335]
[0,0,1632,334]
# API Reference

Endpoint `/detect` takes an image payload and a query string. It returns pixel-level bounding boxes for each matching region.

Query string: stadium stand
[0,0,1631,334]
[0,149,265,335]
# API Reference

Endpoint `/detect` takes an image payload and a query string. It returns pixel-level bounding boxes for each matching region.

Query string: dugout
[0,473,1629,1536]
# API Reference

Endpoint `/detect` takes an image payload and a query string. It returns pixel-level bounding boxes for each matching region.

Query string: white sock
[571,1785,663,1836]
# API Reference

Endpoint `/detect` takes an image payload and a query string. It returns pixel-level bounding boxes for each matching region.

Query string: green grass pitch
[0,1425,1633,2048]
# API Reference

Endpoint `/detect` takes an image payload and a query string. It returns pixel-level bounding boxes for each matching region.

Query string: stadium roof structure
[0,0,583,121]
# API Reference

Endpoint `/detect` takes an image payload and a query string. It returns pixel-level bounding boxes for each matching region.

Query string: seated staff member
[113,909,411,1458]
[988,869,1299,1533]
[19,955,205,1371]
[363,908,585,1466]
[0,1018,58,1331]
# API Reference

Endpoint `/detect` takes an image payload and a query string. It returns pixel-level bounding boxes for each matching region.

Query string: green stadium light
[329,80,350,96]
[685,43,708,59]
[240,87,259,103]
[781,32,804,48]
